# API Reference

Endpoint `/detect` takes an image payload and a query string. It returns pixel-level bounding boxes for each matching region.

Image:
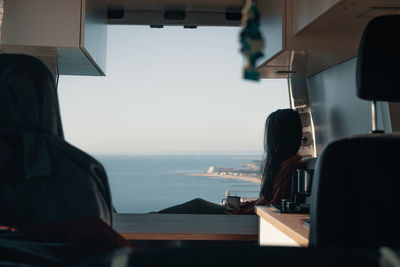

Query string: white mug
[221,196,241,211]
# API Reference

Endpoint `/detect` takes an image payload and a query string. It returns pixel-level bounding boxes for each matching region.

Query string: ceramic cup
[221,196,241,211]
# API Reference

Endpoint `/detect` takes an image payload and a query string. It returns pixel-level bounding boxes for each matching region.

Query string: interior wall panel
[306,58,390,154]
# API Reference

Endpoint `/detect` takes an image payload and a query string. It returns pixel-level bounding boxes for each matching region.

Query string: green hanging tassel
[240,0,264,81]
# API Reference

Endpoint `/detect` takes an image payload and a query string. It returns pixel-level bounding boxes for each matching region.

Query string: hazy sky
[58,26,289,154]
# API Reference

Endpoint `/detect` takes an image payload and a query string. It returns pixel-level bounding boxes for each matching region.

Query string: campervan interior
[1,0,400,266]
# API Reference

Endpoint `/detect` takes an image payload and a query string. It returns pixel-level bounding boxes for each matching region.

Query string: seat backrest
[0,54,113,227]
[310,134,400,248]
[310,15,400,248]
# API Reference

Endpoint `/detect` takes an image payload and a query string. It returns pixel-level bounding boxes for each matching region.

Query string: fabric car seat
[0,54,113,228]
[309,15,400,248]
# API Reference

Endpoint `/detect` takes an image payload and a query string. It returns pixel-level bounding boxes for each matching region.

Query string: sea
[95,154,262,213]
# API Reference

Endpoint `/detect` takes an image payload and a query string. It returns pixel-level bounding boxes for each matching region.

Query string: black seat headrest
[356,15,400,101]
[0,54,64,138]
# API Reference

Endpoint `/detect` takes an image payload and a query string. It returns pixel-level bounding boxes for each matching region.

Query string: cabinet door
[293,0,342,34]
[258,0,285,65]
[259,217,300,247]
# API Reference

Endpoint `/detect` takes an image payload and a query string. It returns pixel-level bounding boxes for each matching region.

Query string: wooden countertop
[113,213,258,241]
[255,206,310,247]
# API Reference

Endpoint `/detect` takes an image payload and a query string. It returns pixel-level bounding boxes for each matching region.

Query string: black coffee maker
[284,157,316,213]
[272,157,316,213]
[291,168,313,213]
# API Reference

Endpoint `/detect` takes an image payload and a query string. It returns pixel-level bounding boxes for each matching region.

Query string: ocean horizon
[93,151,264,156]
[95,154,262,213]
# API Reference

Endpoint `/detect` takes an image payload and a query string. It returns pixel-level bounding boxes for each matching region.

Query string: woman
[232,108,304,214]
[158,108,304,215]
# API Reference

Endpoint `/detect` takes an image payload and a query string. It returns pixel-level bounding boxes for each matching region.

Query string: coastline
[188,172,261,184]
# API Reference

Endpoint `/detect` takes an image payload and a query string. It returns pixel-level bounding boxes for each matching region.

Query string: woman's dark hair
[260,109,302,200]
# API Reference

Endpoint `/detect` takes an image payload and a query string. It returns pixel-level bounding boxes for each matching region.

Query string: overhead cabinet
[0,0,107,76]
[257,0,400,78]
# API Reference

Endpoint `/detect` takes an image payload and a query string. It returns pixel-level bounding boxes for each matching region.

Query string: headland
[188,160,262,184]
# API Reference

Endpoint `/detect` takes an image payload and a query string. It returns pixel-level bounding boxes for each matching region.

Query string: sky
[58,25,289,154]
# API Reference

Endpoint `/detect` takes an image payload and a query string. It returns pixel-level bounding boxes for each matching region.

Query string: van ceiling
[104,0,247,26]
